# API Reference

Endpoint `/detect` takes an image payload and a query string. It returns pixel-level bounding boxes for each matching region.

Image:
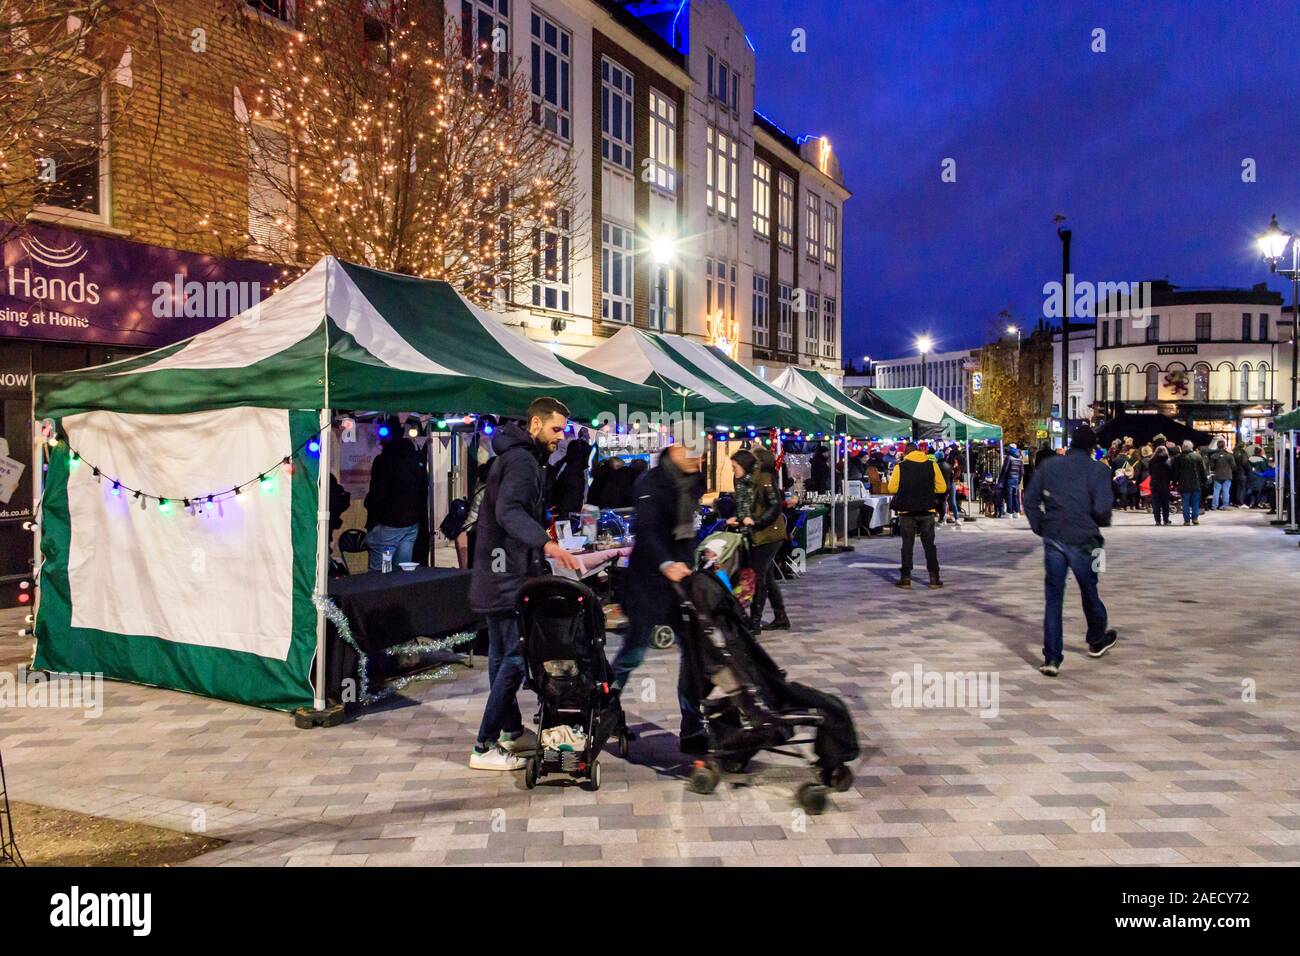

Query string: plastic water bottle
[381,548,394,573]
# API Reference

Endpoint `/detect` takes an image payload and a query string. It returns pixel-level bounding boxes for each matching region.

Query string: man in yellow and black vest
[887,441,948,589]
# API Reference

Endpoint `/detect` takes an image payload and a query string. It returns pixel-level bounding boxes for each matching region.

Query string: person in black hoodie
[1146,444,1174,526]
[549,432,591,519]
[468,398,582,772]
[363,417,426,571]
[612,440,707,753]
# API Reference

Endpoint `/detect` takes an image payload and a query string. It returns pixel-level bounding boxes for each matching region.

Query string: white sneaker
[469,746,526,771]
[499,728,539,753]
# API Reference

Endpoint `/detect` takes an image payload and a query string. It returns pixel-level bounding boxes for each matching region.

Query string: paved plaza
[2,509,1298,867]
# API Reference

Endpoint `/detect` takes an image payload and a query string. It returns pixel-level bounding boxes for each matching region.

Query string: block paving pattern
[1,509,1297,866]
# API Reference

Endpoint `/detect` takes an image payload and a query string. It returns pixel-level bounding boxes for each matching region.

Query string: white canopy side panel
[63,407,295,661]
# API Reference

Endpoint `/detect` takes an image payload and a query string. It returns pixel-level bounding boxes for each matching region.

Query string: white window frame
[530,9,571,141]
[600,57,634,171]
[752,273,770,347]
[777,173,794,249]
[822,296,836,359]
[706,257,737,331]
[706,126,739,221]
[823,202,838,270]
[648,88,677,193]
[804,292,819,351]
[601,219,634,324]
[805,192,821,261]
[752,158,771,240]
[777,283,793,352]
[462,0,510,88]
[649,263,675,331]
[531,206,571,312]
[32,79,111,228]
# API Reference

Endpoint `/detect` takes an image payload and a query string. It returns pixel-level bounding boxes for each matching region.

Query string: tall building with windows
[873,348,977,411]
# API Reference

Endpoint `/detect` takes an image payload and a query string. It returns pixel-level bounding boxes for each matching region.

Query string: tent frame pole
[964,440,974,521]
[828,437,837,550]
[313,407,332,712]
[1287,429,1298,534]
[842,435,851,550]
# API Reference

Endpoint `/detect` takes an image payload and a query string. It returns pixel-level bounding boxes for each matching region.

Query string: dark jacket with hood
[364,437,425,528]
[1023,447,1113,548]
[624,455,705,628]
[470,423,551,616]
[549,437,591,518]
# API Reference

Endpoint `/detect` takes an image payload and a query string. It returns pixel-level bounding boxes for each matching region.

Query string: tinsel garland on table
[313,593,475,706]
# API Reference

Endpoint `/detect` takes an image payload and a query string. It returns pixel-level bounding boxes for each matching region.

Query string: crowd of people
[344,397,1288,770]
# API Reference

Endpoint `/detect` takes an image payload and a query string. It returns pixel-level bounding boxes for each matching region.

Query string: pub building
[1092,280,1293,448]
[0,222,278,607]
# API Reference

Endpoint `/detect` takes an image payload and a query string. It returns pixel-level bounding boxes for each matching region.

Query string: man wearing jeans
[1208,440,1234,511]
[467,398,582,771]
[888,442,947,589]
[1023,426,1118,676]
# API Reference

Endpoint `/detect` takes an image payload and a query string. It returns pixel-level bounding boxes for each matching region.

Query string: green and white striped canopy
[576,326,829,433]
[870,386,1003,441]
[35,258,664,422]
[770,367,912,439]
[1276,407,1300,432]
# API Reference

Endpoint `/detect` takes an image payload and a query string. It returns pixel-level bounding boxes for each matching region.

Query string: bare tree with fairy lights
[217,0,588,305]
[0,0,147,245]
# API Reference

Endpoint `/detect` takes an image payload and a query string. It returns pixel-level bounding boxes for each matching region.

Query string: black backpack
[439,498,470,540]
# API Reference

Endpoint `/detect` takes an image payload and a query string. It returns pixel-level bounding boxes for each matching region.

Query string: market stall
[30,257,663,713]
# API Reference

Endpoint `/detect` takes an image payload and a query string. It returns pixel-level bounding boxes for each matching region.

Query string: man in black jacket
[612,440,707,753]
[887,442,947,588]
[363,417,426,571]
[468,398,582,772]
[1023,426,1118,676]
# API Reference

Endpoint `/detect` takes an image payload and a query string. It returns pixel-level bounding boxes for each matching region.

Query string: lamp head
[916,335,933,354]
[1258,213,1291,263]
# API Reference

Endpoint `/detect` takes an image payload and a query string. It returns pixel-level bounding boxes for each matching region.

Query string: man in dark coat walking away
[1023,425,1118,676]
[612,440,707,753]
[887,441,947,588]
[468,397,582,772]
[1172,439,1208,525]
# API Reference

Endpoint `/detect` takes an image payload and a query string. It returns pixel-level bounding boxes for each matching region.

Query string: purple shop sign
[0,222,288,349]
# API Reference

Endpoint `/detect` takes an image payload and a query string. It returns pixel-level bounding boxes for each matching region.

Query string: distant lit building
[872,348,977,410]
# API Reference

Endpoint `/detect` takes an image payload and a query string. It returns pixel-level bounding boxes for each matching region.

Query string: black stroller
[678,569,859,814]
[517,577,629,791]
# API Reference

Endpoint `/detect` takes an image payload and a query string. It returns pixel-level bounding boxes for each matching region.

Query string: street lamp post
[916,335,933,389]
[1257,213,1299,412]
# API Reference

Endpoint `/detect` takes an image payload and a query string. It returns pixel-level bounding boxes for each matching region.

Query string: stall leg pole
[842,437,851,548]
[308,407,337,721]
[828,438,838,550]
[964,440,974,521]
[1287,430,1298,533]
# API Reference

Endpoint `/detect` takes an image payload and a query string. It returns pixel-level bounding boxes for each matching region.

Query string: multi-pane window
[1195,312,1211,342]
[462,0,510,92]
[1070,357,1081,382]
[531,206,570,312]
[777,173,795,249]
[1146,314,1160,343]
[822,297,837,359]
[804,293,819,351]
[601,221,634,323]
[1242,312,1253,342]
[36,81,106,217]
[752,274,770,347]
[1098,368,1109,402]
[752,159,771,239]
[705,258,737,331]
[1145,366,1158,401]
[706,53,737,111]
[706,126,738,221]
[805,192,821,260]
[777,283,793,351]
[1259,314,1268,340]
[1240,364,1251,401]
[649,264,676,331]
[823,203,838,269]
[647,89,676,192]
[1114,317,1124,346]
[600,58,634,170]
[530,12,570,140]
[1100,321,1109,347]
[1192,365,1209,401]
[248,121,293,257]
[1258,364,1269,400]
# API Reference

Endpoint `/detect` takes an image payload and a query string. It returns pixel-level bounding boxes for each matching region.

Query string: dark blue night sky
[729,0,1300,364]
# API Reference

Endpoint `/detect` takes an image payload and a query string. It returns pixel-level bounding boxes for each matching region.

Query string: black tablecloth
[325,567,483,704]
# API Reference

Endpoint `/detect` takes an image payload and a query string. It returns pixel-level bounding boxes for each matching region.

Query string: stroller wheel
[795,782,829,815]
[687,762,720,795]
[524,757,540,790]
[721,757,749,775]
[821,765,854,792]
[651,625,676,650]
[618,731,630,759]
[584,759,601,791]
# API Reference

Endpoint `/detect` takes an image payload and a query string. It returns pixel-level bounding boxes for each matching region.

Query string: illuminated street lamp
[1257,213,1298,411]
[916,335,933,388]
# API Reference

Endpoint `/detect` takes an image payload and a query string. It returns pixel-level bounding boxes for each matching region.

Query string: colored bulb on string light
[111,482,121,496]
[308,439,321,456]
[159,499,171,513]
